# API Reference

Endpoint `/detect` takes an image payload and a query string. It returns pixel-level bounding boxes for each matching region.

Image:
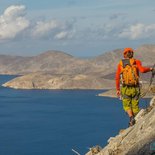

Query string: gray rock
[150,96,155,106]
[85,96,155,155]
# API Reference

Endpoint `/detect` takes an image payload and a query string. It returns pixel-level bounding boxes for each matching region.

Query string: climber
[115,47,155,126]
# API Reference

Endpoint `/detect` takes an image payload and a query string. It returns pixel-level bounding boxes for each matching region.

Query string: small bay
[0,75,150,155]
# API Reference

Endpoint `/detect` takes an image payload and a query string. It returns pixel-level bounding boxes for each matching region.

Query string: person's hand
[116,90,121,97]
[151,68,155,76]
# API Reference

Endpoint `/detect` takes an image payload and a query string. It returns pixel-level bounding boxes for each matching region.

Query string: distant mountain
[0,44,155,76]
[90,44,155,75]
[0,51,92,75]
[1,44,155,90]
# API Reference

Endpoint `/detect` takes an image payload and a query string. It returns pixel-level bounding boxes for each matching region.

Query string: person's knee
[122,99,131,112]
[132,108,140,115]
[132,100,140,115]
[123,106,129,111]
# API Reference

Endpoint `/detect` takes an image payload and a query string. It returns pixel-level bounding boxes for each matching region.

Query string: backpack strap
[130,58,136,66]
[120,58,136,68]
[122,59,130,68]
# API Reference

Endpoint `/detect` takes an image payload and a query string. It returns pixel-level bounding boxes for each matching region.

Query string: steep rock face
[85,96,155,155]
[2,72,115,89]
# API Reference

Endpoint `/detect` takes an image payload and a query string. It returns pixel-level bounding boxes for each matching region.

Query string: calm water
[0,75,150,155]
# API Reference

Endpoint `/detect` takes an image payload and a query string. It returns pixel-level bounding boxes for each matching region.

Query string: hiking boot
[129,116,135,127]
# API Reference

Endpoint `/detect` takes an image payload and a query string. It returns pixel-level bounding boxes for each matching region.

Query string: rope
[71,149,81,155]
[140,64,155,98]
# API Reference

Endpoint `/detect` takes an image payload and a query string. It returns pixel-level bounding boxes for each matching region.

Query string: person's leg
[126,109,134,117]
[132,99,140,116]
[121,86,133,115]
[127,87,140,126]
[121,86,135,126]
[122,98,135,126]
[131,87,140,116]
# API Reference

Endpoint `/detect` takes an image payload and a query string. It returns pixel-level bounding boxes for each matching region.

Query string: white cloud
[0,5,75,42]
[54,31,72,40]
[119,23,155,40]
[32,20,61,38]
[31,20,74,40]
[5,4,155,43]
[3,5,26,18]
[0,5,30,41]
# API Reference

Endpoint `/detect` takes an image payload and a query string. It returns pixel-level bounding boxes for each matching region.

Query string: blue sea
[0,75,150,155]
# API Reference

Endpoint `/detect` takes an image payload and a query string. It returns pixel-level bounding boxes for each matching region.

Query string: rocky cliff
[85,96,155,155]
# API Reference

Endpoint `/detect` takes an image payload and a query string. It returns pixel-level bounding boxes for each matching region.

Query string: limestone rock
[85,96,155,155]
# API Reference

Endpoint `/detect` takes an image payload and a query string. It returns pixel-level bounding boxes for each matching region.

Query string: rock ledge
[86,96,155,155]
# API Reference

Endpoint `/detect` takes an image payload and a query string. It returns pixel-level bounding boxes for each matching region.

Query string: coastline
[98,89,154,98]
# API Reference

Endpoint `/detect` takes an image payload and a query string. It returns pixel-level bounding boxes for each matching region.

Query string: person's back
[115,47,153,126]
[119,58,139,86]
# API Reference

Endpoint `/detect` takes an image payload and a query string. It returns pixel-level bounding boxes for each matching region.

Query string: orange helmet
[123,47,134,58]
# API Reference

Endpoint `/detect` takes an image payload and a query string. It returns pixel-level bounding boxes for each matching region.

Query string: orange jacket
[115,59,151,90]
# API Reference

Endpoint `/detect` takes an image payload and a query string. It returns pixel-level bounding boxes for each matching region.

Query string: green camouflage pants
[121,86,140,115]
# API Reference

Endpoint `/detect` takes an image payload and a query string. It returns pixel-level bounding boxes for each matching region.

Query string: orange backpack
[120,58,139,86]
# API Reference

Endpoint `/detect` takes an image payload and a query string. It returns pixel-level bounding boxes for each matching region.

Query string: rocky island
[2,72,115,89]
[1,44,155,90]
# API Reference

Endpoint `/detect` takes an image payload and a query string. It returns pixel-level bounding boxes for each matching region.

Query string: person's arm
[115,64,121,96]
[136,60,152,73]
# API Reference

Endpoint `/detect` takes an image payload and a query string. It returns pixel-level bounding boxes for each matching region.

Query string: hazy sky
[0,0,155,57]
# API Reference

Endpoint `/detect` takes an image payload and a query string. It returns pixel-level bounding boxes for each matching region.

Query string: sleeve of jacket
[115,63,121,91]
[136,60,151,73]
